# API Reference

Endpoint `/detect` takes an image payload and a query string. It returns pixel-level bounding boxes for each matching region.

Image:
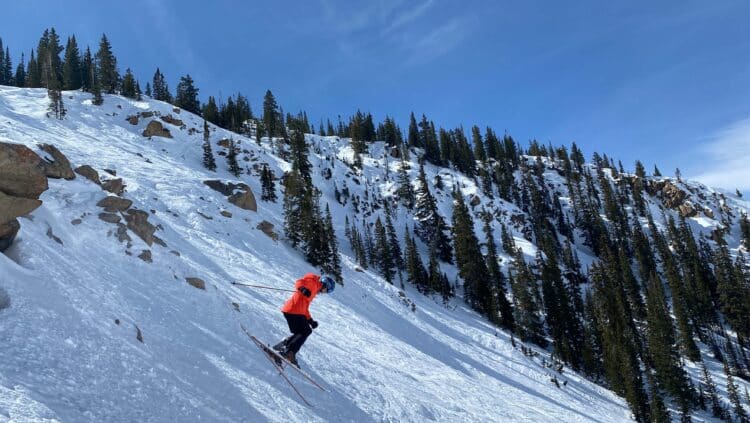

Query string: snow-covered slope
[0,86,747,422]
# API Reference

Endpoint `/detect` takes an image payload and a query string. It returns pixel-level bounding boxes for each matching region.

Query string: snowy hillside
[0,86,748,422]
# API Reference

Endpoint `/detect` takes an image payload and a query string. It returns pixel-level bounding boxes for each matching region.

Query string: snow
[0,86,744,422]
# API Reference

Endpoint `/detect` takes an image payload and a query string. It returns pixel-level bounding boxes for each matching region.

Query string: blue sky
[3,0,750,192]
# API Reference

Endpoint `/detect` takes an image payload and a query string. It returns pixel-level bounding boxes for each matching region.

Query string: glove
[298,287,311,297]
[308,319,318,329]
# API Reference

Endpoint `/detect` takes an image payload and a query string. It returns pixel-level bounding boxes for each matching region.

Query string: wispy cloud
[380,0,435,35]
[399,15,474,66]
[693,117,750,191]
[317,0,470,66]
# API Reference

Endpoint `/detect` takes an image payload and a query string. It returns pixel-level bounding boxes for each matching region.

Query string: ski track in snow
[0,86,745,422]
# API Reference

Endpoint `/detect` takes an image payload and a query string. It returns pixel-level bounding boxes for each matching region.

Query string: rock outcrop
[0,191,42,224]
[0,142,49,251]
[39,144,75,180]
[75,165,101,185]
[160,115,184,127]
[185,277,206,290]
[142,120,172,138]
[203,180,256,212]
[102,178,125,196]
[124,209,157,246]
[257,220,278,241]
[0,142,48,198]
[96,196,133,213]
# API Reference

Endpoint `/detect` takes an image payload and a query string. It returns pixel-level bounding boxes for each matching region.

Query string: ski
[240,324,328,392]
[243,325,312,407]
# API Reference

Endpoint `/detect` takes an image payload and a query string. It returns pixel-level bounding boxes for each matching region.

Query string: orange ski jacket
[280,273,322,320]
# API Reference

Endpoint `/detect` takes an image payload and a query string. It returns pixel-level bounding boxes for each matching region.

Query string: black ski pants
[283,313,312,353]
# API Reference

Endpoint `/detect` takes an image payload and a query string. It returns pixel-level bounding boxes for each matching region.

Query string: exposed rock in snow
[39,143,75,180]
[96,196,132,213]
[142,120,171,138]
[185,277,206,290]
[101,178,125,196]
[74,165,101,185]
[0,142,48,198]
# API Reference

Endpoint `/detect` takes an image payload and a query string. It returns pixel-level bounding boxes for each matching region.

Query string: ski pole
[231,282,295,292]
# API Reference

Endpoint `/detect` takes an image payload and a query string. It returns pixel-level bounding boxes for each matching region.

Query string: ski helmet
[320,275,335,293]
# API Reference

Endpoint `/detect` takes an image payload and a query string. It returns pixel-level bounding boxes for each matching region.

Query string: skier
[273,273,335,367]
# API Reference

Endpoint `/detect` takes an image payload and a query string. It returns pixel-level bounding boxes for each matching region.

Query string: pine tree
[47,85,65,120]
[226,139,241,176]
[374,217,394,283]
[414,164,452,262]
[26,49,41,87]
[590,261,650,422]
[322,204,342,282]
[95,34,118,94]
[483,213,514,330]
[151,68,171,102]
[263,90,280,139]
[0,39,5,85]
[509,249,546,347]
[644,272,693,409]
[120,68,137,98]
[80,47,93,92]
[700,362,725,419]
[407,112,420,148]
[283,170,306,248]
[538,245,584,370]
[288,120,312,182]
[62,36,81,90]
[260,164,277,202]
[383,200,404,270]
[90,61,103,105]
[175,74,200,114]
[404,226,427,290]
[396,158,415,208]
[14,53,25,88]
[37,28,63,89]
[724,359,748,422]
[201,120,216,171]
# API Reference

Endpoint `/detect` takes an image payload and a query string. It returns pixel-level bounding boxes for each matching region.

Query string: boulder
[102,178,125,196]
[185,277,206,290]
[204,180,235,196]
[0,219,20,252]
[97,196,132,212]
[124,209,156,246]
[0,191,42,224]
[678,203,698,218]
[116,224,131,243]
[389,146,401,158]
[98,213,122,224]
[256,220,278,241]
[126,115,139,125]
[138,250,152,263]
[39,144,75,180]
[703,208,715,219]
[220,210,232,218]
[228,189,257,211]
[0,142,48,198]
[218,139,232,148]
[75,165,101,185]
[470,195,481,207]
[142,120,172,138]
[161,115,184,127]
[203,180,256,211]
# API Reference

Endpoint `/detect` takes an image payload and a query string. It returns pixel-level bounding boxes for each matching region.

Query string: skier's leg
[284,314,312,354]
